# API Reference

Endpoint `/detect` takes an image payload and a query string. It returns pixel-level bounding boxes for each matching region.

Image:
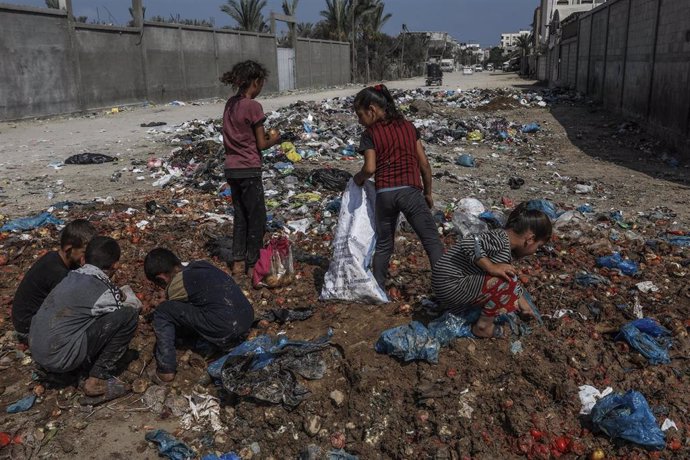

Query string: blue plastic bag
[575,272,610,287]
[478,211,506,228]
[591,391,666,450]
[0,212,63,232]
[427,311,479,346]
[526,199,558,220]
[616,319,671,365]
[145,429,195,460]
[375,321,441,363]
[6,394,36,413]
[596,253,639,276]
[455,154,476,168]
[576,204,594,213]
[202,453,241,460]
[329,449,359,460]
[666,236,690,247]
[521,123,540,133]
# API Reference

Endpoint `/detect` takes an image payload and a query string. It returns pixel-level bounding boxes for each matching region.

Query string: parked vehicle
[486,63,494,71]
[462,66,473,75]
[440,59,455,72]
[474,64,483,72]
[425,63,443,86]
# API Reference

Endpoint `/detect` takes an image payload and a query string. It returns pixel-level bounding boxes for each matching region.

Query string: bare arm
[415,140,433,208]
[353,149,376,186]
[254,124,281,151]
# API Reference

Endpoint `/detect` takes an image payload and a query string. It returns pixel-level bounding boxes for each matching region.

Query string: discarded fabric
[0,212,63,232]
[615,318,671,365]
[64,153,116,164]
[6,394,36,413]
[575,272,610,287]
[526,199,558,220]
[145,429,195,460]
[308,168,353,192]
[217,330,334,407]
[590,390,666,450]
[261,307,314,324]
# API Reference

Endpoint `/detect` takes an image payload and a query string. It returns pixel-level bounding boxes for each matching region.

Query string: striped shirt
[357,119,422,191]
[432,229,517,308]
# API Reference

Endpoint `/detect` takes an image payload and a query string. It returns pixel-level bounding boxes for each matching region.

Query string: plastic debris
[64,153,116,164]
[526,199,558,220]
[328,449,359,460]
[575,272,610,287]
[201,454,240,460]
[6,394,36,413]
[467,130,483,142]
[510,340,523,354]
[180,392,223,432]
[427,311,479,345]
[375,321,441,363]
[596,252,639,276]
[590,390,666,450]
[661,418,678,431]
[0,212,63,232]
[578,385,614,415]
[615,318,672,365]
[216,330,333,407]
[145,429,195,460]
[455,154,476,167]
[636,281,659,293]
[308,168,352,192]
[521,123,540,133]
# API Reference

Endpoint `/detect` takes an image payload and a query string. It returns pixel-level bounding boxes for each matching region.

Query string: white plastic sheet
[320,180,388,303]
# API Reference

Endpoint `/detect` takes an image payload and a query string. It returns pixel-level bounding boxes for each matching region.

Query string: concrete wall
[543,0,690,155]
[295,38,351,89]
[0,3,348,120]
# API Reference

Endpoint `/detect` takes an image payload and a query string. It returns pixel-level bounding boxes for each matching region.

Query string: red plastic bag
[252,235,294,288]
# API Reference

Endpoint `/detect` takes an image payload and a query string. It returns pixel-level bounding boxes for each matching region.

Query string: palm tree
[282,0,299,44]
[221,0,268,33]
[515,34,532,57]
[297,22,314,38]
[319,0,349,41]
[361,0,391,81]
[45,0,59,8]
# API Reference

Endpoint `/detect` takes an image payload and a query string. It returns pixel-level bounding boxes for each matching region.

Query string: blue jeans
[373,187,444,289]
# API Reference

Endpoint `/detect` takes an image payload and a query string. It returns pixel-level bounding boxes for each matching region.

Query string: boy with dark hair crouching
[144,248,254,383]
[12,219,97,338]
[29,236,139,402]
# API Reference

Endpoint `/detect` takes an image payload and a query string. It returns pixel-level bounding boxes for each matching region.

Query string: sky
[11,0,537,47]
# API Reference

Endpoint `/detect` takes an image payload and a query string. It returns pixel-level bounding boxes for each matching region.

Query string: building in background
[500,30,531,53]
[536,0,607,47]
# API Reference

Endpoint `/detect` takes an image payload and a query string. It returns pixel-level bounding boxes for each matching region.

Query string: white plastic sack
[578,385,613,415]
[457,197,485,216]
[320,180,388,303]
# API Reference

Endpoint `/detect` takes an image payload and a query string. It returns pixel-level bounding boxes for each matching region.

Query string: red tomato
[553,436,571,453]
[530,429,544,441]
[669,438,682,451]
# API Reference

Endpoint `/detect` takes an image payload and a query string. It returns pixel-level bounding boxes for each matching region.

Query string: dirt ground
[0,71,689,459]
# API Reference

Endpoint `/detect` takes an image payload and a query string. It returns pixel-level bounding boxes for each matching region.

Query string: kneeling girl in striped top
[431,203,552,338]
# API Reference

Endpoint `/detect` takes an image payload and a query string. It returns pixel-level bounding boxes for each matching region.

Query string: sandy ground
[0,72,527,219]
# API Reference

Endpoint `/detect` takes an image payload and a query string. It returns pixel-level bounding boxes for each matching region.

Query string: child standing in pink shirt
[221,61,282,279]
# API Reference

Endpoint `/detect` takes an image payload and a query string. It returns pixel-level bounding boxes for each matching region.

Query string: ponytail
[505,202,553,242]
[353,84,403,121]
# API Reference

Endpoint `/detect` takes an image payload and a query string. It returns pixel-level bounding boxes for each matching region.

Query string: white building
[500,30,531,53]
[536,0,607,46]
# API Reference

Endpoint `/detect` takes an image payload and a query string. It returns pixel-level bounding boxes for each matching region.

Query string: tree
[361,0,391,81]
[514,34,532,57]
[488,46,505,67]
[319,0,349,41]
[45,0,59,8]
[221,0,268,33]
[282,0,298,44]
[296,22,314,38]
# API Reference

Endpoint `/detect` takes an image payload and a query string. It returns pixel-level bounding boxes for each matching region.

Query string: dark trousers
[228,177,266,269]
[373,187,444,289]
[153,301,253,373]
[84,307,138,380]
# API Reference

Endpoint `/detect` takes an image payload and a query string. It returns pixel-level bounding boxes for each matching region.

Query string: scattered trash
[661,418,678,431]
[521,123,540,133]
[510,340,523,354]
[375,321,441,363]
[508,177,524,189]
[526,199,558,220]
[455,154,476,167]
[6,394,36,413]
[253,235,295,288]
[615,318,672,365]
[636,281,659,293]
[145,429,195,460]
[201,453,240,460]
[180,392,223,432]
[64,153,116,164]
[308,168,352,192]
[141,121,167,127]
[578,385,614,415]
[217,330,334,407]
[0,212,63,232]
[590,390,666,450]
[596,253,639,276]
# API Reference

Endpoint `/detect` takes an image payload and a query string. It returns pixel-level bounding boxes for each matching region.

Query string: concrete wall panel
[144,26,186,102]
[621,0,658,117]
[576,15,592,93]
[602,0,629,109]
[180,29,218,100]
[587,9,608,99]
[0,9,78,119]
[75,28,146,108]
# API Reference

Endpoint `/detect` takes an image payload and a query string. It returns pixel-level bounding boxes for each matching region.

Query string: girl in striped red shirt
[353,84,444,291]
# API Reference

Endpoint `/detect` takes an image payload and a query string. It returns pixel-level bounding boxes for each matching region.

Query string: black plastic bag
[65,153,116,164]
[308,168,352,192]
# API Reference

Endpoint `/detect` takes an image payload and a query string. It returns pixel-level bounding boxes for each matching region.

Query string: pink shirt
[223,96,266,172]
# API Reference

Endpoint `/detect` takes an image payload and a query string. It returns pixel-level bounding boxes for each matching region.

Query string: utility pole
[351,0,357,82]
[400,24,406,79]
